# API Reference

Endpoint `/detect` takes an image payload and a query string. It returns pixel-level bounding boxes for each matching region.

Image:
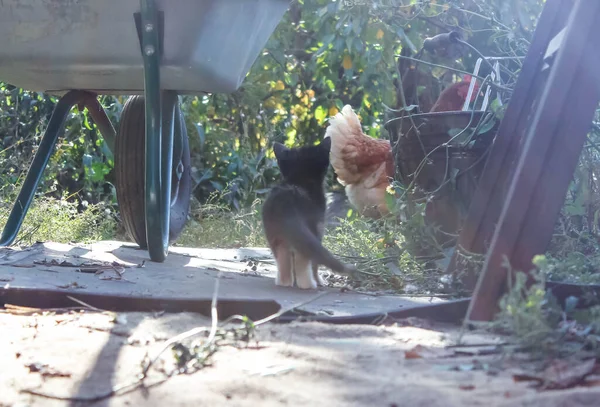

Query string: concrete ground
[1,242,600,406]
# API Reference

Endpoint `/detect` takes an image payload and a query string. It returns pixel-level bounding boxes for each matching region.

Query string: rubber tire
[115,95,192,249]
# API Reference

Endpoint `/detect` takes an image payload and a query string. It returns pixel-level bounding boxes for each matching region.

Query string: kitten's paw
[295,274,318,290]
[275,275,293,287]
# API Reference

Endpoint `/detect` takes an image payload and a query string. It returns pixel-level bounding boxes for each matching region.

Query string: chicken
[325,105,394,218]
[325,77,479,219]
[430,75,480,113]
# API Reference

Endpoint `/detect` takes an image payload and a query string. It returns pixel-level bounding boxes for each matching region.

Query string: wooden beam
[446,0,572,289]
[466,0,600,322]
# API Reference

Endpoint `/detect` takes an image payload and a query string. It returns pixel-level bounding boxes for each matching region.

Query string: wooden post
[445,0,571,289]
[466,0,600,322]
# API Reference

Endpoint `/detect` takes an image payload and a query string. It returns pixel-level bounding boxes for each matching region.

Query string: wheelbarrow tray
[0,0,289,94]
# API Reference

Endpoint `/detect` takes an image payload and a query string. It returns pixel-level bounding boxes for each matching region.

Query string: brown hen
[326,77,479,218]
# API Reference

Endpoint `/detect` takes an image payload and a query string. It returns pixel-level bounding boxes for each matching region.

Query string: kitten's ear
[273,142,288,158]
[320,137,332,152]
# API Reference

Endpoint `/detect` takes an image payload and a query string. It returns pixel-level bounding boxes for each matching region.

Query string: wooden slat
[446,0,572,289]
[466,0,600,322]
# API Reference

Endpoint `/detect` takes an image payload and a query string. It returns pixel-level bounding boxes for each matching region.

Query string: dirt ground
[2,309,600,407]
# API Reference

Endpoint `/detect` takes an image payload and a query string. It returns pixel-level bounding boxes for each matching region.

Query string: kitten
[262,137,356,289]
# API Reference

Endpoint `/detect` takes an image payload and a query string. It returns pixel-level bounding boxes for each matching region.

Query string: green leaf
[345,36,353,52]
[396,27,417,53]
[83,114,93,130]
[195,123,205,150]
[477,117,497,135]
[315,105,327,124]
[353,38,364,53]
[321,34,335,46]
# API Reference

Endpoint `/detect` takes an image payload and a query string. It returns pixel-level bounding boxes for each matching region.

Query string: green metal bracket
[139,0,172,262]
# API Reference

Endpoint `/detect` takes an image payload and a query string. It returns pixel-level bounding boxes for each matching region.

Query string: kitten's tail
[282,216,356,276]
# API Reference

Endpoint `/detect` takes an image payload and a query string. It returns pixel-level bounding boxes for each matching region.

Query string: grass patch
[323,213,447,293]
[483,260,600,359]
[177,199,266,248]
[0,197,116,246]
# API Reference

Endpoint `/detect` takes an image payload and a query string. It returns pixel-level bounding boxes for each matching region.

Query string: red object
[430,78,480,112]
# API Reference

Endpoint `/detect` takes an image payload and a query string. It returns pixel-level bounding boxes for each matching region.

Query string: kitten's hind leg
[312,263,325,287]
[274,246,293,287]
[312,221,326,287]
[293,254,317,289]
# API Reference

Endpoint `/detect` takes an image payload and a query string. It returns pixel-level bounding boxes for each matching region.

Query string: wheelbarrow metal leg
[84,96,117,156]
[140,0,171,262]
[0,90,91,246]
[170,100,185,207]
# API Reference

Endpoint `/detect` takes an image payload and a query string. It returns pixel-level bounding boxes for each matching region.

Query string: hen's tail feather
[325,105,364,185]
[325,105,392,185]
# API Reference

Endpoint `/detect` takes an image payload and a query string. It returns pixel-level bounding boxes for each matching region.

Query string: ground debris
[404,344,455,359]
[513,357,599,390]
[25,362,72,378]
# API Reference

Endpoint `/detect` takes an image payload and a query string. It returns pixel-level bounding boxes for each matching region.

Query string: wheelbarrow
[0,0,289,262]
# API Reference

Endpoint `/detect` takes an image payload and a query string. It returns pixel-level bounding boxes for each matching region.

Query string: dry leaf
[404,345,454,360]
[513,358,598,390]
[26,363,71,378]
[405,345,426,359]
[541,358,597,390]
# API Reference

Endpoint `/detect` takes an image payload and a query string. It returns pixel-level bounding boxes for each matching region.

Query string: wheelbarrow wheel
[115,95,192,249]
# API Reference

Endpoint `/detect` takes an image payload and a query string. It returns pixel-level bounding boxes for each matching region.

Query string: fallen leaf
[513,358,598,390]
[541,358,597,390]
[405,345,426,359]
[404,345,454,359]
[26,363,71,378]
[513,372,540,382]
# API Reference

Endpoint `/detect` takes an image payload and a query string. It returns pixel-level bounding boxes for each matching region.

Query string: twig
[141,272,222,378]
[21,274,223,403]
[20,276,329,403]
[254,291,330,326]
[394,54,514,92]
[2,304,81,315]
[445,342,511,349]
[67,296,106,313]
[393,52,423,152]
[21,378,168,403]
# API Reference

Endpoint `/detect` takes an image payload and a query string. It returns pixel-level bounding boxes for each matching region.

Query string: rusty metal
[80,94,117,154]
[466,0,600,322]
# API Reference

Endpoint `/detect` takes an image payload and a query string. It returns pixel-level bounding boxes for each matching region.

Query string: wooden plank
[466,0,600,322]
[446,0,572,289]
